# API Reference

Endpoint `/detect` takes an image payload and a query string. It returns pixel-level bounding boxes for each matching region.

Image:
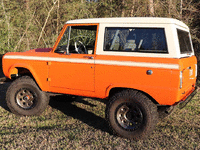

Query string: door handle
[83,56,94,59]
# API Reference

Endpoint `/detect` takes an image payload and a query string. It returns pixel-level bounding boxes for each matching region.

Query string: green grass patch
[0,90,199,149]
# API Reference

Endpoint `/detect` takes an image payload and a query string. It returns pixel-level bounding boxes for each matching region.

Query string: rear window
[177,29,192,54]
[104,27,168,53]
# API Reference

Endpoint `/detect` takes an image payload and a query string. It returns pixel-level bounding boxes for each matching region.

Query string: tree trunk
[180,0,183,17]
[57,0,60,36]
[25,0,30,50]
[25,0,29,10]
[149,0,154,16]
[130,0,136,17]
[169,0,172,15]
[121,0,125,17]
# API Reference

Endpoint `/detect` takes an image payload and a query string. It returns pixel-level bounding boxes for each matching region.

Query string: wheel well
[11,67,42,90]
[108,87,158,105]
[11,67,33,79]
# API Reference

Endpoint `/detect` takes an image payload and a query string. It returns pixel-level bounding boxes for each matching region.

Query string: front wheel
[106,90,158,140]
[6,76,49,116]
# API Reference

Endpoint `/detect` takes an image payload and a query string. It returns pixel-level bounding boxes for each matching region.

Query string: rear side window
[104,27,168,53]
[177,29,192,54]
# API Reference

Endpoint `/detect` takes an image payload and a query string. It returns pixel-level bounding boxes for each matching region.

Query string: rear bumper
[177,86,198,109]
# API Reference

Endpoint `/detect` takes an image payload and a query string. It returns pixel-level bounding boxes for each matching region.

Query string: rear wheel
[106,90,158,140]
[6,76,49,116]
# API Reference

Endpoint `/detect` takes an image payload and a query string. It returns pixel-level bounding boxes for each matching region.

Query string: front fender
[7,63,46,91]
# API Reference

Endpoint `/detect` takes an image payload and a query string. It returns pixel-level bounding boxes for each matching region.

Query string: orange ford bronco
[2,17,197,140]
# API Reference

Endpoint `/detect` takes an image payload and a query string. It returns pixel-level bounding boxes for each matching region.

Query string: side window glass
[69,26,97,54]
[104,27,168,53]
[55,25,97,54]
[177,29,192,54]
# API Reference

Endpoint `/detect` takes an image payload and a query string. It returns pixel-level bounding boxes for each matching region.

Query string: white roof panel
[66,17,188,28]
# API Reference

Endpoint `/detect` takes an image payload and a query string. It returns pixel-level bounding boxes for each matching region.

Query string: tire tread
[6,76,49,116]
[106,89,158,140]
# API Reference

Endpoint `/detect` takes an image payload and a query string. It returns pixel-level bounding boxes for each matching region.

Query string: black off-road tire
[6,76,49,116]
[106,90,158,140]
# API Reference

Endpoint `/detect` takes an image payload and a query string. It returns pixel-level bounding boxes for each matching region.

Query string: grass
[0,82,199,149]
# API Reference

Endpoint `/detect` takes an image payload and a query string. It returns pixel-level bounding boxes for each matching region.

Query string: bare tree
[25,0,30,50]
[57,0,60,36]
[121,0,125,17]
[130,0,136,17]
[180,0,183,17]
[37,0,58,47]
[169,0,172,15]
[25,0,29,9]
[149,0,154,16]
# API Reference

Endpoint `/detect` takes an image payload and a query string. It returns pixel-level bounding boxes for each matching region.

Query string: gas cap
[146,70,153,75]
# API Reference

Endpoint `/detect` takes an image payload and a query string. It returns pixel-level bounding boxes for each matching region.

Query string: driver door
[48,24,98,92]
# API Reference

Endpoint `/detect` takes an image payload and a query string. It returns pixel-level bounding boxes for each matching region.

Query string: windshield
[177,29,193,54]
[55,26,70,54]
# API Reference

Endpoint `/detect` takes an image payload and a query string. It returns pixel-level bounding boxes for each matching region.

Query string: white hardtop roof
[66,17,188,28]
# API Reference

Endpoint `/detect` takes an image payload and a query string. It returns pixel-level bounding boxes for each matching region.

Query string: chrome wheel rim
[16,88,36,109]
[116,103,143,130]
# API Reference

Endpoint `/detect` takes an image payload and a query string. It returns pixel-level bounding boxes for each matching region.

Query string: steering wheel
[75,41,87,54]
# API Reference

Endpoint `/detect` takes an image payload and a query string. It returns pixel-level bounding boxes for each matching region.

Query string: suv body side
[2,17,197,106]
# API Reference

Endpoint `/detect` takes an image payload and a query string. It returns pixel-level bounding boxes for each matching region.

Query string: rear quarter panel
[94,55,180,105]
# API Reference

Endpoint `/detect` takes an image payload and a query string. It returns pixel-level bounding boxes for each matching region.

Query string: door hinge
[47,78,51,81]
[47,62,51,65]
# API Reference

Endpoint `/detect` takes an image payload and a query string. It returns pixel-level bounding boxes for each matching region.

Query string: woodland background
[0,0,200,55]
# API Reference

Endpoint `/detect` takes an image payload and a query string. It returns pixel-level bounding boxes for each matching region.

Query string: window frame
[52,24,99,55]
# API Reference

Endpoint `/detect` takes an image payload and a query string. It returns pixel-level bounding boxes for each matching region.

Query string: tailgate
[179,55,197,100]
